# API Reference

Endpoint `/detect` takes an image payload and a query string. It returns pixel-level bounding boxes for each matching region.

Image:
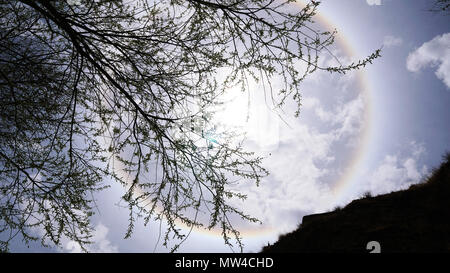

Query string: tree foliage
[0,0,380,252]
[432,0,450,13]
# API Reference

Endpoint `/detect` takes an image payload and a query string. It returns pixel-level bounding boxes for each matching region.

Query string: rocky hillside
[262,153,450,253]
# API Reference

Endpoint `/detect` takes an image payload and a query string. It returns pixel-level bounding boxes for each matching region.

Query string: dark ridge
[261,153,450,253]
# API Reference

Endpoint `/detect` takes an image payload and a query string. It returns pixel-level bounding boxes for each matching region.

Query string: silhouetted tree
[432,0,450,13]
[0,0,379,252]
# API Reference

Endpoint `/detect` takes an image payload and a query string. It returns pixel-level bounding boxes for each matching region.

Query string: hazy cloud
[363,142,428,196]
[407,33,450,89]
[366,0,382,6]
[239,123,337,233]
[65,223,119,253]
[383,35,403,47]
[302,94,365,139]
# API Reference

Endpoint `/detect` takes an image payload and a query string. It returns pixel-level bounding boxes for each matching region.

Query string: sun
[210,86,281,152]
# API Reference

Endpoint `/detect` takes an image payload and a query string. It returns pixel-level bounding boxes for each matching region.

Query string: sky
[7,0,450,253]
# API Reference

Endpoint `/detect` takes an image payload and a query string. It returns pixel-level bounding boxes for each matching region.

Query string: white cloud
[333,95,365,139]
[406,33,450,89]
[302,94,365,140]
[237,123,336,233]
[301,97,320,110]
[383,35,403,47]
[65,223,119,253]
[232,92,367,233]
[362,142,428,196]
[366,0,382,6]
